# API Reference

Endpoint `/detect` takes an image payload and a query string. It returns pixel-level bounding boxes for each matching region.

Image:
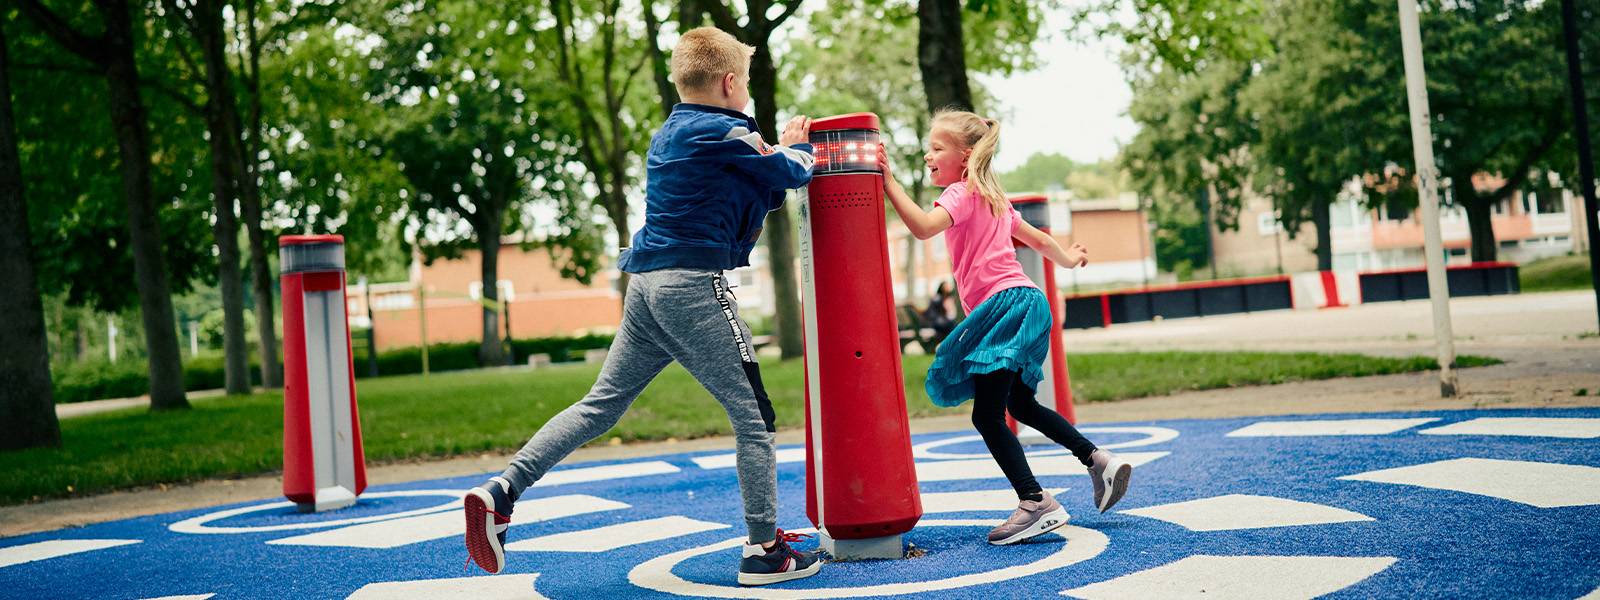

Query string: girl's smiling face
[924,126,969,187]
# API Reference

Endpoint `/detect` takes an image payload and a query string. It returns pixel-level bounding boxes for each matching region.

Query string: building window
[1257,211,1281,236]
[373,293,414,310]
[1381,195,1411,222]
[468,280,515,301]
[1535,190,1566,215]
[1330,193,1369,230]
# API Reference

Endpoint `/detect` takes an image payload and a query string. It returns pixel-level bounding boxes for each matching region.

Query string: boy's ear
[721,72,737,98]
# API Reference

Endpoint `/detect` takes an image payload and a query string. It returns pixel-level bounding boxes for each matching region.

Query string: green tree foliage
[1068,0,1272,75]
[1121,59,1259,274]
[998,152,1127,199]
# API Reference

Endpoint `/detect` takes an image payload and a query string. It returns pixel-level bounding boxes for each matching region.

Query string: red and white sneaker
[737,530,823,586]
[464,477,515,573]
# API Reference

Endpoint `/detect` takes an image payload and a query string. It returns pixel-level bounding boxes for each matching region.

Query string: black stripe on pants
[971,369,1099,500]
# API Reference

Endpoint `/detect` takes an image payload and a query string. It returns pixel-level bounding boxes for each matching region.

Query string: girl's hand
[878,144,896,190]
[1065,242,1089,268]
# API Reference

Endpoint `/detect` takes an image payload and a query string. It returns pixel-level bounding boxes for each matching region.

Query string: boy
[463,27,822,586]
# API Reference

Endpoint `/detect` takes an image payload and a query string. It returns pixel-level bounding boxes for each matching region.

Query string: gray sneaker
[988,490,1070,545]
[1088,449,1132,513]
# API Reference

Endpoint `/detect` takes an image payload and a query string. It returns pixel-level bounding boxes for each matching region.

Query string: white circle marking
[912,427,1179,459]
[627,521,1109,598]
[167,489,465,534]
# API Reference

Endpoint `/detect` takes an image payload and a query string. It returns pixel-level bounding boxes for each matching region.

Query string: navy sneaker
[464,476,515,573]
[738,530,823,586]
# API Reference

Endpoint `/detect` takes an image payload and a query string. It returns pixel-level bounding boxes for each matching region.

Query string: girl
[879,109,1132,545]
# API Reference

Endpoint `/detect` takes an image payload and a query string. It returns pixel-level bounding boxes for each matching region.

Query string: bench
[897,304,951,355]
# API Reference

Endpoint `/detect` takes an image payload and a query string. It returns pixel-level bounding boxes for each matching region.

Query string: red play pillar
[1008,195,1078,434]
[798,113,922,560]
[280,234,367,513]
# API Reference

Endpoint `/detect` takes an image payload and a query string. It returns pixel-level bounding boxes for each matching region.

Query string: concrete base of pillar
[819,531,904,561]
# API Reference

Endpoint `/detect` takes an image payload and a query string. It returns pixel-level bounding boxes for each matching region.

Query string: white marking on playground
[138,596,215,600]
[506,516,730,552]
[1341,458,1600,508]
[532,461,680,486]
[629,522,1109,598]
[693,447,807,469]
[1226,418,1440,437]
[0,539,141,568]
[1061,555,1397,600]
[914,428,1180,460]
[920,488,1068,513]
[168,490,463,534]
[1418,417,1600,438]
[265,494,628,548]
[915,452,1167,482]
[1576,585,1600,600]
[345,573,550,599]
[1120,494,1374,531]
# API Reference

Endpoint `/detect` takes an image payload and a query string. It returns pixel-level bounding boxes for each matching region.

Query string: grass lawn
[1520,253,1592,292]
[2,351,1498,505]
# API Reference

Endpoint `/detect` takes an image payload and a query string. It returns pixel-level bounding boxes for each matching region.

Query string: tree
[234,0,282,389]
[160,0,251,394]
[547,0,662,296]
[18,0,190,411]
[918,0,1047,113]
[917,0,970,113]
[1254,0,1578,265]
[1068,0,1273,75]
[356,0,602,366]
[1122,60,1262,272]
[0,24,62,451]
[694,0,809,359]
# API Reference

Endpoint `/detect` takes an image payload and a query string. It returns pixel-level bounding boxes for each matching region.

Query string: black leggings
[971,369,1098,500]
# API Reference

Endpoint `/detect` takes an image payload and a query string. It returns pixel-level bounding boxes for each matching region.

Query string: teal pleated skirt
[925,286,1052,408]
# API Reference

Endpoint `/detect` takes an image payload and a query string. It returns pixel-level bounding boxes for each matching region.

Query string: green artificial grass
[0,351,1498,505]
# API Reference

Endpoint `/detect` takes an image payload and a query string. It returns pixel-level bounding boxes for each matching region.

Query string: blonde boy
[464,27,821,586]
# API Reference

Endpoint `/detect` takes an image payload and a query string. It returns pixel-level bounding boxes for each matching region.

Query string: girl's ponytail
[933,109,1008,217]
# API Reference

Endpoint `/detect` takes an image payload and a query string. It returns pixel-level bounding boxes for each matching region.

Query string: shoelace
[462,504,513,571]
[775,529,812,543]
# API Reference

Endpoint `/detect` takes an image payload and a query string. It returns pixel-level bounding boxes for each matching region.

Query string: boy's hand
[1065,242,1089,268]
[780,115,811,147]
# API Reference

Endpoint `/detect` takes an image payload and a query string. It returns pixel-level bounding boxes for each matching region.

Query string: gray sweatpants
[498,268,780,544]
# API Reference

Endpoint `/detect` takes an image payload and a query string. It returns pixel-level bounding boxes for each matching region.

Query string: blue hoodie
[617,103,815,274]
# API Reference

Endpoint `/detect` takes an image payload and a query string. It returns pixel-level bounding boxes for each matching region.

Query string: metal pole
[362,277,378,378]
[1559,0,1599,331]
[1397,0,1459,397]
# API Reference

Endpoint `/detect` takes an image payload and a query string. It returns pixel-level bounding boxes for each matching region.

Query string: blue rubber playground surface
[3,407,1599,600]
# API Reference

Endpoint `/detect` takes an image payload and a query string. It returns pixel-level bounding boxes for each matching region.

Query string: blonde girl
[878,109,1133,545]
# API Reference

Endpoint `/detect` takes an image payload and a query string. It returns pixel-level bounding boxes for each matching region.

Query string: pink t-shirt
[933,181,1036,313]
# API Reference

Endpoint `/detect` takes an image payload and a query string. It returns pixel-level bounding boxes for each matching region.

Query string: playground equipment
[279,234,367,512]
[1008,195,1077,433]
[798,113,923,560]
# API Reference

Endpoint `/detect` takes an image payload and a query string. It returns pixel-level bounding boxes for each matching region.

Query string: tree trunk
[1461,192,1498,263]
[1312,195,1333,271]
[478,219,505,367]
[241,0,281,389]
[644,0,679,119]
[104,1,188,411]
[197,2,250,395]
[0,27,63,450]
[750,42,803,360]
[917,0,974,114]
[605,174,633,296]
